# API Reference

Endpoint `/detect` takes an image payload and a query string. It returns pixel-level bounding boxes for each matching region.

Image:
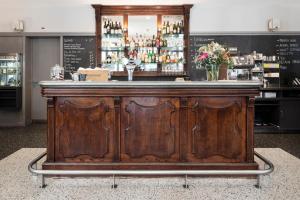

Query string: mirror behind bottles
[127,16,158,72]
[128,16,157,37]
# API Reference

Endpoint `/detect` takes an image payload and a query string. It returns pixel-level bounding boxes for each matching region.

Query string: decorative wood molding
[92,5,193,15]
[56,98,112,161]
[179,98,188,161]
[122,98,179,161]
[246,96,256,162]
[41,88,260,97]
[188,98,245,162]
[113,96,121,161]
[47,98,55,162]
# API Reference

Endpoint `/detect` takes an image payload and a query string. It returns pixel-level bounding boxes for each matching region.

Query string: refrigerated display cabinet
[0,53,22,109]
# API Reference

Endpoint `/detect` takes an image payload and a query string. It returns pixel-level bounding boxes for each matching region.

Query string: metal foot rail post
[41,175,46,188]
[28,151,274,189]
[112,174,117,189]
[183,174,189,188]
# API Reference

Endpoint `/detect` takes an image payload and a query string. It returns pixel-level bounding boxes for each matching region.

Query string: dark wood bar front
[40,81,261,171]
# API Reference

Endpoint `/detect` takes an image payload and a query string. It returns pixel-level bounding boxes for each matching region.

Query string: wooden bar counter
[40,80,262,171]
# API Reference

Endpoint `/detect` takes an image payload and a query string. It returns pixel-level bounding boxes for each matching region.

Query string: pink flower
[198,53,208,61]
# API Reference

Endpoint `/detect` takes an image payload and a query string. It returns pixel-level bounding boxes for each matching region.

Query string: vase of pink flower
[194,42,233,81]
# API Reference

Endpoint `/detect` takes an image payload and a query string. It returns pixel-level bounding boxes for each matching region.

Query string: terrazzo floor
[1,123,300,160]
[0,148,299,200]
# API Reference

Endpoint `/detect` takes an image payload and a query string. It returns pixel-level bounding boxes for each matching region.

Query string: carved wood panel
[121,97,180,162]
[55,97,114,162]
[186,97,247,162]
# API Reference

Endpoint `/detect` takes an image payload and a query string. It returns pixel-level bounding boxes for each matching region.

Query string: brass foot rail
[28,151,274,189]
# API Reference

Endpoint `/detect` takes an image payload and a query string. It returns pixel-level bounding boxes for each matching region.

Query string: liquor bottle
[163,39,168,47]
[166,21,170,35]
[177,22,181,34]
[152,35,156,47]
[147,50,151,63]
[161,50,166,63]
[115,21,118,34]
[159,37,163,47]
[170,53,175,63]
[150,49,154,63]
[103,21,107,34]
[114,21,116,34]
[155,52,159,63]
[107,20,111,34]
[109,21,113,34]
[173,23,177,34]
[112,22,116,35]
[138,35,143,47]
[119,22,122,34]
[169,22,173,34]
[156,36,160,48]
[150,37,153,47]
[144,50,148,63]
[115,22,119,34]
[106,54,112,64]
[159,54,163,63]
[180,20,184,34]
[166,52,170,63]
[162,22,166,35]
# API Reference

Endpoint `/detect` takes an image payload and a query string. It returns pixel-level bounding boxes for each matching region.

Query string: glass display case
[0,53,22,109]
[101,15,125,72]
[0,53,22,87]
[100,15,185,76]
[160,15,185,74]
[93,5,193,78]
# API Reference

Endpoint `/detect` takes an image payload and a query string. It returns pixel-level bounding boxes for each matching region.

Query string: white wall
[1,0,300,33]
[0,0,300,32]
[190,0,300,32]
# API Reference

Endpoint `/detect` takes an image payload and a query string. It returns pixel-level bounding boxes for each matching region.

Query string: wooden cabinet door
[121,97,180,162]
[187,97,247,163]
[55,97,115,162]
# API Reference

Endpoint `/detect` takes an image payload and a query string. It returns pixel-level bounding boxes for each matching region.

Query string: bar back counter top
[40,80,262,171]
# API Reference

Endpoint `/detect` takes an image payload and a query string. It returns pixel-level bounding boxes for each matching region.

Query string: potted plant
[194,42,233,81]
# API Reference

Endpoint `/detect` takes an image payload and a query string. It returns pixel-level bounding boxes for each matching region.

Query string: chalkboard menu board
[189,35,300,85]
[63,36,96,79]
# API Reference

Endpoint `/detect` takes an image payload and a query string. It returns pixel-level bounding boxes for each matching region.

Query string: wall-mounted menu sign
[63,36,96,79]
[189,35,300,85]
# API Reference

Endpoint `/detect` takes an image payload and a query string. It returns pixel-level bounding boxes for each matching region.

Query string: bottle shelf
[0,66,19,68]
[140,62,185,65]
[95,7,191,78]
[101,47,125,51]
[160,47,185,51]
[102,34,124,39]
[162,34,184,38]
[103,62,185,66]
[101,46,184,52]
[101,46,185,51]
[0,59,18,61]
